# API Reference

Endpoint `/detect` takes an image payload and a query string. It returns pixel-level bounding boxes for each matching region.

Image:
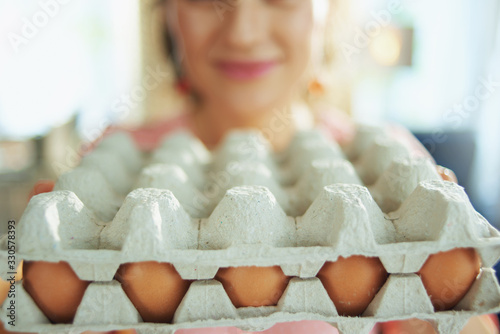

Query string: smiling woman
[138,0,352,149]
[169,0,313,148]
[150,0,340,151]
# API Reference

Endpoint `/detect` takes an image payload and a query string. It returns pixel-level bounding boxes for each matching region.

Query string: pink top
[175,320,342,334]
[104,109,429,158]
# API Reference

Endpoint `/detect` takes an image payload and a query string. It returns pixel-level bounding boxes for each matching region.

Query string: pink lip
[215,61,278,80]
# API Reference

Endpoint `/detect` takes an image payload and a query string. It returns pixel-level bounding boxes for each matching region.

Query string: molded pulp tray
[2,125,500,334]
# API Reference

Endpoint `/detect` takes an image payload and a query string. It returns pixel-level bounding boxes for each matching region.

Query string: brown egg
[115,261,191,323]
[0,261,23,303]
[215,266,290,307]
[17,261,23,280]
[0,262,27,333]
[317,255,388,316]
[418,247,481,311]
[23,261,90,323]
[0,280,9,306]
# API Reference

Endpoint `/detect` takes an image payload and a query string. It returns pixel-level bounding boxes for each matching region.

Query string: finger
[28,180,55,201]
[436,165,458,183]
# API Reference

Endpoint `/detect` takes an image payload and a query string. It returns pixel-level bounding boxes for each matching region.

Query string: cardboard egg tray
[2,126,500,334]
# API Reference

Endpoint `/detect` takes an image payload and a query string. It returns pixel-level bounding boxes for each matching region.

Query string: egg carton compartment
[48,127,437,221]
[6,180,500,277]
[4,177,500,278]
[344,124,392,161]
[2,126,500,333]
[3,268,500,334]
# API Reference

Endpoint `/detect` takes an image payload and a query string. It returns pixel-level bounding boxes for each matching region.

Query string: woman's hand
[436,165,458,183]
[27,179,55,200]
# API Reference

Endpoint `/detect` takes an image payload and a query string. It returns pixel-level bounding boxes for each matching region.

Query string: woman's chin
[218,91,287,116]
[220,102,278,120]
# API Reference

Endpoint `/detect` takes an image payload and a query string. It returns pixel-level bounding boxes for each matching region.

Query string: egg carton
[1,126,500,334]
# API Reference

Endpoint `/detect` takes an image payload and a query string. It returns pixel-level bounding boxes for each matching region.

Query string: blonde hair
[139,0,353,124]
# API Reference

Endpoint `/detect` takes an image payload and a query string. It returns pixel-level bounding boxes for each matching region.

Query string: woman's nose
[222,1,267,51]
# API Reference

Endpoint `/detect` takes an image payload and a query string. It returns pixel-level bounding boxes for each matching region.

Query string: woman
[21,0,498,333]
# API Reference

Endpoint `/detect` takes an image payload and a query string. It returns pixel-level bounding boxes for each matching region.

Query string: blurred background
[0,0,499,233]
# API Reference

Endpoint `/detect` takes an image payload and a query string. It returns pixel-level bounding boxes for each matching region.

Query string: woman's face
[166,0,314,115]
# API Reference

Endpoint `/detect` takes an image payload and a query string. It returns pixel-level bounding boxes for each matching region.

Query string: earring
[308,77,325,97]
[174,76,191,95]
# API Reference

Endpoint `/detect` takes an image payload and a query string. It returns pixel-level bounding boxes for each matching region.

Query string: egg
[418,247,481,311]
[22,261,90,323]
[0,280,9,308]
[215,266,290,307]
[115,261,191,323]
[0,261,29,334]
[317,255,388,316]
[0,261,23,303]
